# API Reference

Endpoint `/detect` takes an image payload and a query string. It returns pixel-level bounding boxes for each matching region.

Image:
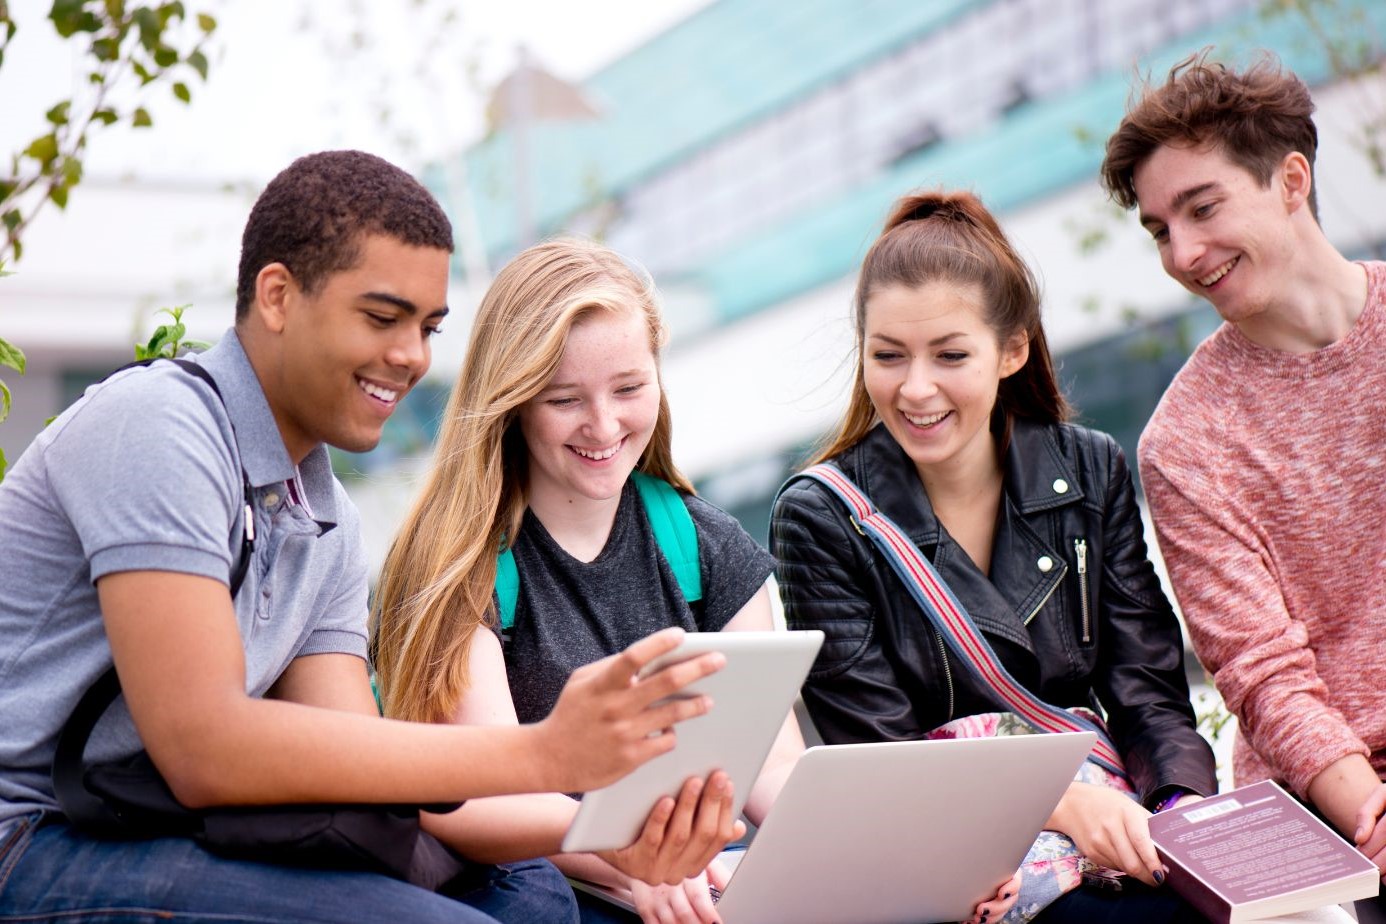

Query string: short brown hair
[1101,50,1319,219]
[235,151,453,320]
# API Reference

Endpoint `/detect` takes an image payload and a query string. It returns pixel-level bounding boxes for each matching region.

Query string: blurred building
[428,0,1386,542]
[5,0,1383,577]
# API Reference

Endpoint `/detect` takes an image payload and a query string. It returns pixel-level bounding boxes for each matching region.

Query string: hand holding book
[1352,782,1386,880]
[1149,780,1379,923]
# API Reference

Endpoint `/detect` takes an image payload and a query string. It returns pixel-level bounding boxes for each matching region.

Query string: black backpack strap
[53,357,254,829]
[166,359,254,596]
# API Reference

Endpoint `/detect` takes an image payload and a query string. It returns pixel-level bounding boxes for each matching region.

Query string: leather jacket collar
[835,419,1085,656]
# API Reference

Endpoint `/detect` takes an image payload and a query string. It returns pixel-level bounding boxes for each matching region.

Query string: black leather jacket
[771,420,1217,806]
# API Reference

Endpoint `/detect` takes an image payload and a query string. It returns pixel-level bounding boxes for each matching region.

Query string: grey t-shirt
[501,479,775,726]
[0,332,368,825]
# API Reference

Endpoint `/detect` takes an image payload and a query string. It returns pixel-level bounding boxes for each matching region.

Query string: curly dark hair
[235,150,454,320]
[1101,50,1319,220]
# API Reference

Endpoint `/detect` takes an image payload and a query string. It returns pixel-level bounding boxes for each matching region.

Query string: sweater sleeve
[1139,436,1368,797]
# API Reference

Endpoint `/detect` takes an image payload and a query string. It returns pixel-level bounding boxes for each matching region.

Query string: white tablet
[560,630,823,853]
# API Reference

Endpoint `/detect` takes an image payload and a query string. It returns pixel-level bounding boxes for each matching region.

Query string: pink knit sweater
[1139,261,1386,798]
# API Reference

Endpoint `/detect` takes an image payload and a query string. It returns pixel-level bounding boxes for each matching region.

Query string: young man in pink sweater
[1101,53,1386,877]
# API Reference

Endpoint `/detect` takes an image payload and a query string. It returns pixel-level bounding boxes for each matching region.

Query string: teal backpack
[494,471,702,630]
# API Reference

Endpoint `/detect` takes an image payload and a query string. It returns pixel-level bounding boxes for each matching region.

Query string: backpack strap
[167,360,254,595]
[632,471,702,605]
[495,544,521,631]
[788,462,1128,779]
[53,357,255,829]
[495,472,701,631]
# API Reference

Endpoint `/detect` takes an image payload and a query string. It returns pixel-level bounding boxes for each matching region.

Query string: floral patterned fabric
[925,710,1137,923]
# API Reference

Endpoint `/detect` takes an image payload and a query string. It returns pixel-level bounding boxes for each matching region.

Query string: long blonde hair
[372,238,693,723]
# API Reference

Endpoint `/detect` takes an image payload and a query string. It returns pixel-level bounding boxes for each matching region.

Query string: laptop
[572,732,1094,924]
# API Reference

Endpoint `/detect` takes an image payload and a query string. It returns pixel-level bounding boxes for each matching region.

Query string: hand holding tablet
[561,630,824,854]
[534,627,727,795]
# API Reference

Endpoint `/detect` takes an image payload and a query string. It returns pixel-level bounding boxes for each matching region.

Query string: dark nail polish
[1003,892,1012,899]
[1153,869,1165,885]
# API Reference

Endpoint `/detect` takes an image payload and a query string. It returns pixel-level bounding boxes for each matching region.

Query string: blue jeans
[0,813,579,923]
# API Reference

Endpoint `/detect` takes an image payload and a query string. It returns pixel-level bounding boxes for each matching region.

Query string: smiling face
[863,281,1028,481]
[1133,142,1303,325]
[518,307,661,511]
[262,233,450,461]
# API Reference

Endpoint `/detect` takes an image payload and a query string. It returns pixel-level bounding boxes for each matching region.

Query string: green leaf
[92,108,118,125]
[0,336,24,374]
[88,70,105,84]
[104,0,127,20]
[60,156,82,187]
[132,59,152,84]
[0,377,10,424]
[132,107,153,128]
[49,0,86,37]
[2,208,20,233]
[91,35,119,61]
[145,324,170,355]
[186,48,207,79]
[152,44,177,68]
[133,6,159,50]
[45,101,70,126]
[180,338,212,353]
[196,12,216,32]
[49,183,69,209]
[0,445,8,483]
[24,133,58,165]
[172,80,190,103]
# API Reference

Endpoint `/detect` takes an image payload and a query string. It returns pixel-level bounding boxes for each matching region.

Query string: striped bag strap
[796,462,1127,778]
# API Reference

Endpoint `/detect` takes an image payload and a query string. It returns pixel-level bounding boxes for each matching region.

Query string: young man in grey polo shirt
[0,151,735,922]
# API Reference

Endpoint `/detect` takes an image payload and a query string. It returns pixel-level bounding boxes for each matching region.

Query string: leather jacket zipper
[933,629,955,722]
[1075,538,1091,644]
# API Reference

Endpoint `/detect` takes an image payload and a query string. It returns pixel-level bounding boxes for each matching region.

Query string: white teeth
[572,443,620,461]
[903,410,948,428]
[1198,257,1238,287]
[357,379,398,403]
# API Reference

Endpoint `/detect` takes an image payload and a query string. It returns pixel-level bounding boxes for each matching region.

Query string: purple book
[1149,780,1379,923]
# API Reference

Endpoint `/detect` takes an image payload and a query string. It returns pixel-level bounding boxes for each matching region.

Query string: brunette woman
[771,191,1217,924]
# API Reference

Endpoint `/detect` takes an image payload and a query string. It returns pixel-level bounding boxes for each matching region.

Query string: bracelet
[1153,790,1187,814]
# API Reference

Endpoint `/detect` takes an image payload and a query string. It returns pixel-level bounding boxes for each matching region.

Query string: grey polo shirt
[0,330,369,824]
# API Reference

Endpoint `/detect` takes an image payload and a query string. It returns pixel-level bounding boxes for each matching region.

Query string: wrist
[1049,780,1087,832]
[515,721,561,792]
